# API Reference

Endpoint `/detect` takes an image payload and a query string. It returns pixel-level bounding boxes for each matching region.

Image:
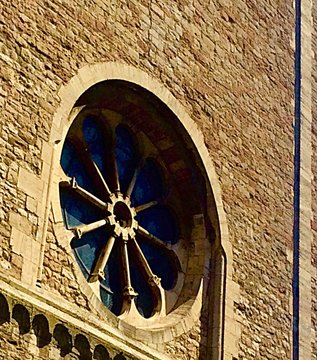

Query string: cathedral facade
[0,0,316,359]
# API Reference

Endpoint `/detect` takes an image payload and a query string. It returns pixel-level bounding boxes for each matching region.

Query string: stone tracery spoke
[89,235,116,283]
[60,105,185,319]
[111,127,121,193]
[125,159,144,198]
[135,200,159,213]
[90,160,111,197]
[137,226,169,249]
[72,136,110,199]
[71,219,108,239]
[82,151,112,198]
[130,238,161,287]
[121,240,137,297]
[111,155,120,193]
[61,177,107,209]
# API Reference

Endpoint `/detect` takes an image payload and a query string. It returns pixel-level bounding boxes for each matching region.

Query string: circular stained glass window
[59,81,204,321]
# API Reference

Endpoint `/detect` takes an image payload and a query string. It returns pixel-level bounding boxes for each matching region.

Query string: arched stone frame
[37,62,240,359]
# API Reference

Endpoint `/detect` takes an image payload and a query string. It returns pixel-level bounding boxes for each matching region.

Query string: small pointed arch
[0,293,10,324]
[74,333,92,360]
[93,344,110,360]
[12,304,30,335]
[53,323,73,357]
[32,314,51,348]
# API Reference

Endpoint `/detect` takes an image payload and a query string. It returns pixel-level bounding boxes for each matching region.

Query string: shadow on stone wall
[0,292,129,360]
[199,244,226,360]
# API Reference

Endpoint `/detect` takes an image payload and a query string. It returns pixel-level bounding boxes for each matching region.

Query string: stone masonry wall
[0,0,294,359]
[42,218,90,309]
[311,0,317,358]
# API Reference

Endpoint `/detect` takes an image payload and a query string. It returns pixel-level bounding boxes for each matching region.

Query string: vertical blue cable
[293,0,301,358]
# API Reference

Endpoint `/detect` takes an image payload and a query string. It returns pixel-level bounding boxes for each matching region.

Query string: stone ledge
[0,270,172,360]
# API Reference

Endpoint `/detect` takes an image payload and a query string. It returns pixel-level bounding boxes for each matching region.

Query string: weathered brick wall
[312,0,317,357]
[0,0,294,359]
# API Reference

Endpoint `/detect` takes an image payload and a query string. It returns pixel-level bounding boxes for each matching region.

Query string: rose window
[59,81,205,322]
[60,117,186,319]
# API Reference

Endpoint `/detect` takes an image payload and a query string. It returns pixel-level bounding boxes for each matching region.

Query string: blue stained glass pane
[131,159,163,207]
[138,239,177,290]
[83,116,109,181]
[73,248,89,280]
[72,227,108,274]
[83,116,100,144]
[136,205,179,245]
[61,140,96,196]
[60,140,73,172]
[101,243,123,315]
[69,211,122,315]
[60,189,102,228]
[115,126,138,193]
[130,252,155,318]
[100,287,114,312]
